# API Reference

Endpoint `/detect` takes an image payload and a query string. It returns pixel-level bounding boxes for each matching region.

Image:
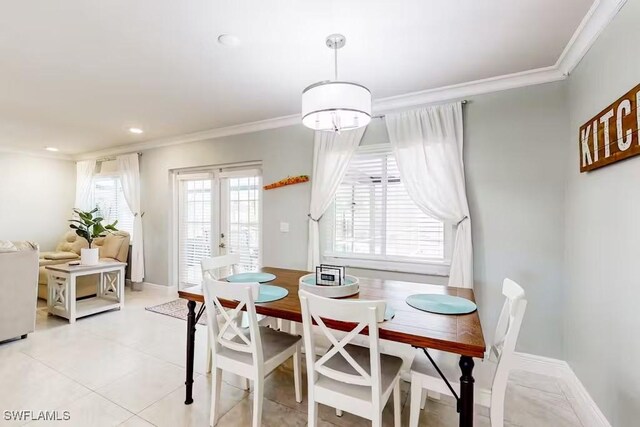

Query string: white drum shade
[302,81,371,131]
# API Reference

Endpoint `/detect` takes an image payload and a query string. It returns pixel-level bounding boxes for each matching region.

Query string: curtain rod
[372,99,468,119]
[96,152,142,163]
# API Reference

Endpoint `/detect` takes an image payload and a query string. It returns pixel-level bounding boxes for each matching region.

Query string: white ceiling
[0,0,594,155]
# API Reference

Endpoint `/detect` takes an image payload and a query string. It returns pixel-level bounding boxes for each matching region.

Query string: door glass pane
[179,177,212,288]
[226,174,261,271]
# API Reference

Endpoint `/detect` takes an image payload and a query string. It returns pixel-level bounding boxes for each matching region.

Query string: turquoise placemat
[226,272,276,283]
[300,275,357,286]
[256,284,288,303]
[406,294,477,315]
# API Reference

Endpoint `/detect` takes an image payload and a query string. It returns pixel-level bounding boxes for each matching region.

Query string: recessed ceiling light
[129,127,144,134]
[45,147,59,152]
[217,34,241,47]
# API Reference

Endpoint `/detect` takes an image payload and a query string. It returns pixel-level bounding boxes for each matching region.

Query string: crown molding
[74,113,301,160]
[76,0,624,160]
[372,66,565,114]
[555,0,627,75]
[0,145,74,161]
[76,67,565,160]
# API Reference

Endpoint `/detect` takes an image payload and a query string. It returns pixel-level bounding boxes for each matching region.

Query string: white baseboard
[513,352,611,427]
[137,281,178,296]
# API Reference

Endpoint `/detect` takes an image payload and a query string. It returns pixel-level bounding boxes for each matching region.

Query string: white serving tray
[299,273,360,298]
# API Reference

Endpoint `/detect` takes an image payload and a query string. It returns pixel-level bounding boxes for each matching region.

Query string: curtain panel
[74,160,96,211]
[307,128,366,270]
[385,102,473,288]
[117,153,145,283]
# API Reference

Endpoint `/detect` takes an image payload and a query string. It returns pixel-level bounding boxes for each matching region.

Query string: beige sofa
[37,231,130,300]
[0,241,38,342]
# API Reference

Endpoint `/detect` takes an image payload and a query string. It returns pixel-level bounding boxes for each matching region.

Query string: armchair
[0,241,38,342]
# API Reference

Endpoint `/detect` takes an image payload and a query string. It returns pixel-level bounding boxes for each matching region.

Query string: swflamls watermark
[3,410,71,422]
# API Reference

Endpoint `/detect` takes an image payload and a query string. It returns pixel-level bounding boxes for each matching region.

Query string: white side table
[46,261,126,323]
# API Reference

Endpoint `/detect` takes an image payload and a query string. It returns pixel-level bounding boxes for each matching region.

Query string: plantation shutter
[222,170,261,272]
[177,172,214,288]
[93,176,135,237]
[332,146,445,261]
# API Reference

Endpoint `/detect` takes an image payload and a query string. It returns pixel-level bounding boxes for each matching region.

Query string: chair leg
[293,347,302,403]
[409,377,422,427]
[393,381,401,427]
[210,368,222,426]
[420,389,427,409]
[490,393,505,427]
[308,402,318,427]
[252,377,264,427]
[206,334,212,374]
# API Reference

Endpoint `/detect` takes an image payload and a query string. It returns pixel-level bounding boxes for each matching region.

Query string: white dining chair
[299,289,403,427]
[201,254,241,375]
[203,278,302,427]
[201,253,241,281]
[201,254,277,379]
[409,278,527,427]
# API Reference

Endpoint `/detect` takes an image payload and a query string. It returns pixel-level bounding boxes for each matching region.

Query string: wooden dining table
[178,266,486,427]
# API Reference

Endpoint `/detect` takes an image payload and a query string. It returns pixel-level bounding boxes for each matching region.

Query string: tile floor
[0,287,585,426]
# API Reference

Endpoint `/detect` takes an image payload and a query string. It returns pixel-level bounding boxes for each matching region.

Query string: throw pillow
[100,234,124,259]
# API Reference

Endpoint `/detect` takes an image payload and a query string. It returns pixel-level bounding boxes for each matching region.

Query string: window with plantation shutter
[325,145,449,272]
[92,175,135,238]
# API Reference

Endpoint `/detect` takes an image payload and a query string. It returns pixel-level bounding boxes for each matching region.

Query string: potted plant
[69,208,118,265]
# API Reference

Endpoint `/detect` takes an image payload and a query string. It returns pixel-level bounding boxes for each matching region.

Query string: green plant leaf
[92,223,105,237]
[75,229,89,240]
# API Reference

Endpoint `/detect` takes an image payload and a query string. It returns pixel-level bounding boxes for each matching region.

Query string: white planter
[80,248,99,265]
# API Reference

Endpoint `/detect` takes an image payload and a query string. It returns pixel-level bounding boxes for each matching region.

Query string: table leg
[185,300,197,404]
[119,267,125,306]
[459,356,475,427]
[68,275,76,324]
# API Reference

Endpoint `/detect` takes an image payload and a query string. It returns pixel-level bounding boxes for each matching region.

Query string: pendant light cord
[334,43,338,81]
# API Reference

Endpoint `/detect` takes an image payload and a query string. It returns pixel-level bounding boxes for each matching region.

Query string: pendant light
[301,34,371,132]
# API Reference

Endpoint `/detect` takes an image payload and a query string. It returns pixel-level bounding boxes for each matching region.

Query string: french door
[175,167,262,289]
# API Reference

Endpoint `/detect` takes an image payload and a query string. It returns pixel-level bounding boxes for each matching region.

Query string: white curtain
[307,128,366,270]
[385,102,473,288]
[117,153,145,283]
[75,160,96,211]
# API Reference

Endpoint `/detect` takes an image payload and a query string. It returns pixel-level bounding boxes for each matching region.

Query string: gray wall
[0,152,75,250]
[140,82,569,359]
[564,1,640,425]
[465,82,568,358]
[140,125,315,286]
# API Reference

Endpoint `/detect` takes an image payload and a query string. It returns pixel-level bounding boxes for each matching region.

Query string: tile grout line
[22,305,190,423]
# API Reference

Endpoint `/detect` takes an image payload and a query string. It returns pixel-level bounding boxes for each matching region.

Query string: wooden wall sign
[579,83,640,172]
